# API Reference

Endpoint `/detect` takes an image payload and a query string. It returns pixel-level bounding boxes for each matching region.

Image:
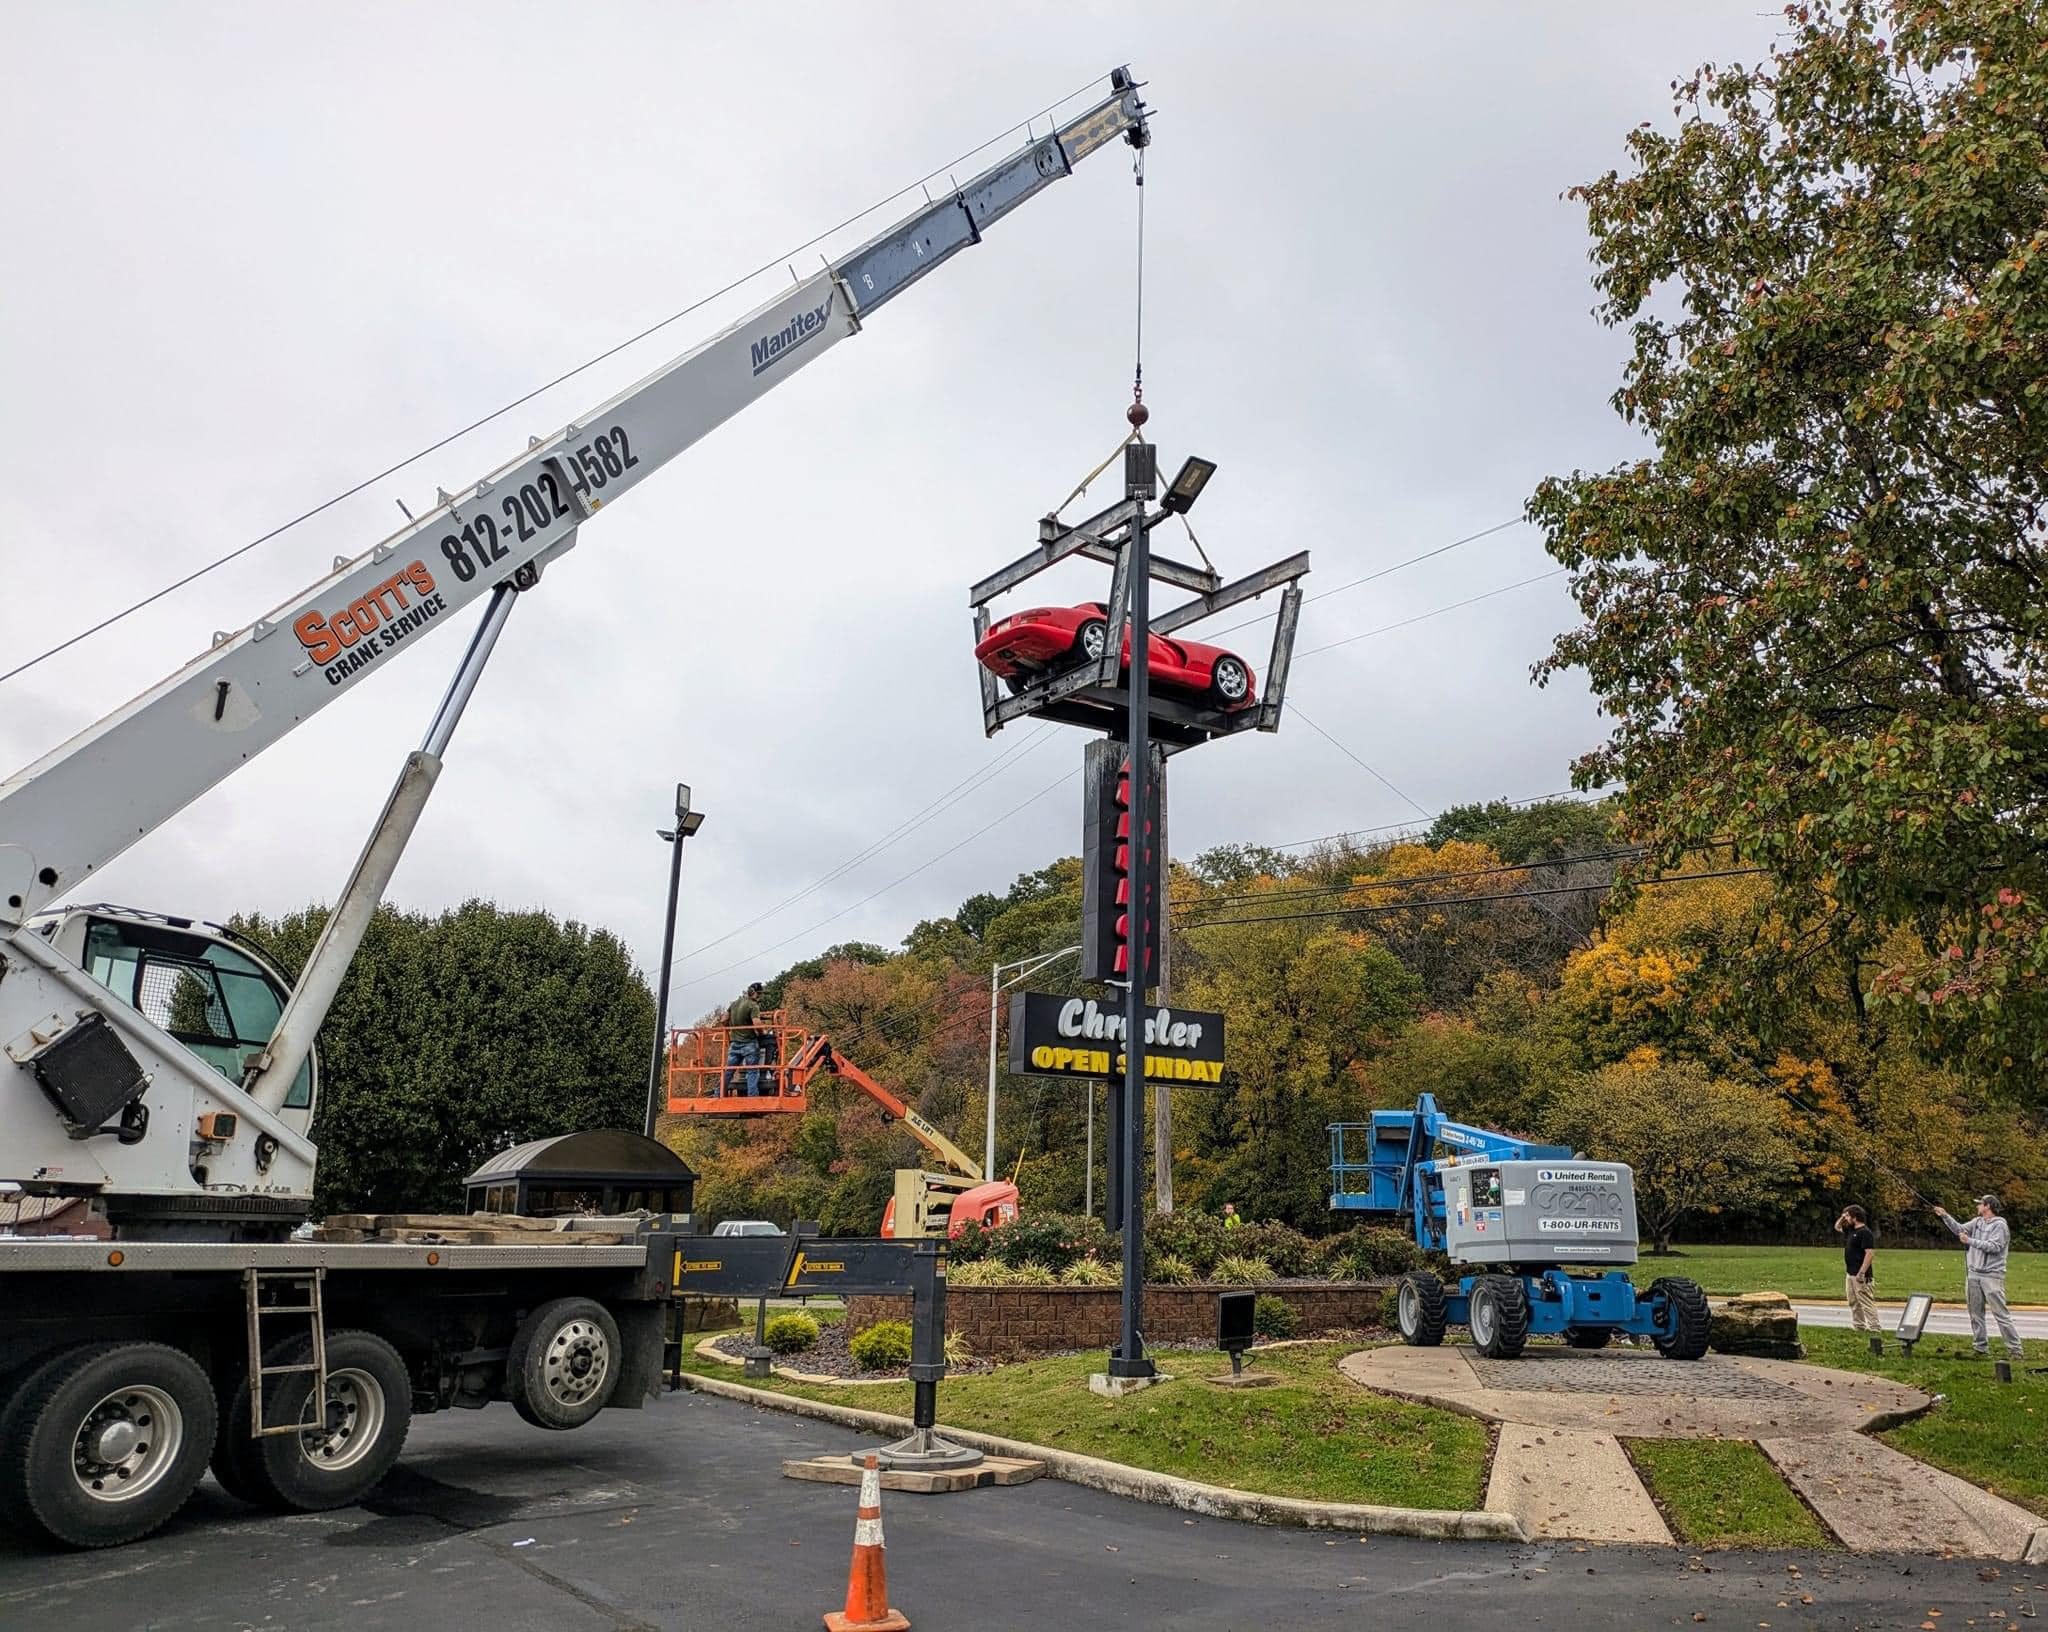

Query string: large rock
[1709,1290,1804,1359]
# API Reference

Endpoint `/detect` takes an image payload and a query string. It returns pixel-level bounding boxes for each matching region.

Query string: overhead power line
[669,723,1058,970]
[0,74,1114,691]
[669,764,1081,999]
[1209,516,1526,640]
[1262,789,1595,853]
[1292,569,1567,660]
[1173,866,1766,931]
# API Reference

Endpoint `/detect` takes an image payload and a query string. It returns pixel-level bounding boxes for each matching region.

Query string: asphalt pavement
[2,1390,2040,1632]
[1794,1300,2048,1340]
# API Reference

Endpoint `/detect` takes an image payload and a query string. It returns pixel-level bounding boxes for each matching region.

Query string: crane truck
[1329,1094,1712,1360]
[0,67,1151,1549]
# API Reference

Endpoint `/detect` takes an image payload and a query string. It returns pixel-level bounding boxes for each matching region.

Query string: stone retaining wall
[846,1281,1385,1360]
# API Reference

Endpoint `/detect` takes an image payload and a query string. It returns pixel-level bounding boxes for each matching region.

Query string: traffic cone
[824,1454,910,1631]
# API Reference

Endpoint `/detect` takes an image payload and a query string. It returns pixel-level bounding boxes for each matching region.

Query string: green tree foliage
[1177,905,1422,1228]
[234,901,651,1215]
[1426,797,1616,863]
[1529,1,2048,1094]
[1547,1058,1801,1254]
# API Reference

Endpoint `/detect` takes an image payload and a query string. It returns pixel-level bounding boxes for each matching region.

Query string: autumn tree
[1547,1057,1800,1253]
[1530,0,2048,1096]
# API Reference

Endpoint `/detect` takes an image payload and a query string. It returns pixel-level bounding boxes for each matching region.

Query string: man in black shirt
[1835,1204,1878,1337]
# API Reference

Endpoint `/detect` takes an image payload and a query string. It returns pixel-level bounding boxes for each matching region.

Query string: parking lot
[1,1389,2034,1631]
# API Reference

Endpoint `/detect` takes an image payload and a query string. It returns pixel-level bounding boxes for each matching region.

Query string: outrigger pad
[27,1010,150,1136]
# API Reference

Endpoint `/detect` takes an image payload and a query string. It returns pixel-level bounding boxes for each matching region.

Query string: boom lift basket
[664,1010,809,1115]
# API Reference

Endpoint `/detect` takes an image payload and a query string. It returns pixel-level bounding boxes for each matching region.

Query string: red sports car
[975,602,1257,710]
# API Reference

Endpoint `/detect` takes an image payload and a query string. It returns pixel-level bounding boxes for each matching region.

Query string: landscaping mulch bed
[708,1322,997,1380]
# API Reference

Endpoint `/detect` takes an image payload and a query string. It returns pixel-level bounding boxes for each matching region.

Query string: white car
[710,1219,783,1237]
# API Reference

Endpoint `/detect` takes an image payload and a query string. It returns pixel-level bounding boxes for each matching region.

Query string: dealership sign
[1007,991,1226,1084]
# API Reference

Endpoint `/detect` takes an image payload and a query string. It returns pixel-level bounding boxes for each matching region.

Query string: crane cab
[26,905,319,1143]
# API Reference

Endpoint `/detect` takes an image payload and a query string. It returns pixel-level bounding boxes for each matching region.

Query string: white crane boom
[0,70,1150,1221]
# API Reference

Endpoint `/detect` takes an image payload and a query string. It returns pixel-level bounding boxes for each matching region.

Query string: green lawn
[1796,1327,2048,1518]
[1625,1438,1830,1550]
[1629,1243,2048,1304]
[681,1341,1490,1510]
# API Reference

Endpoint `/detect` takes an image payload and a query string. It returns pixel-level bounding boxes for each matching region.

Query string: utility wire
[0,74,1114,691]
[1181,844,1673,911]
[669,724,1058,969]
[1263,789,1593,852]
[670,765,1080,999]
[1173,867,1767,931]
[1293,570,1567,660]
[1209,517,1527,640]
[1291,705,1431,820]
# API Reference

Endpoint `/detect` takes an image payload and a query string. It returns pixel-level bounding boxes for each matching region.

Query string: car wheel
[508,1297,621,1430]
[1209,655,1251,705]
[0,1342,216,1549]
[1075,620,1109,667]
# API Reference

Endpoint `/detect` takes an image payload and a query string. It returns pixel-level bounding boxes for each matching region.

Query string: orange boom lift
[665,1016,1019,1240]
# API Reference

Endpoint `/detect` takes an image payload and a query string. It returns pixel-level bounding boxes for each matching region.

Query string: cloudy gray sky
[0,3,1771,1016]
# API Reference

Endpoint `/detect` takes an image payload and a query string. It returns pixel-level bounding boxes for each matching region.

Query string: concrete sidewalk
[1342,1344,2048,1560]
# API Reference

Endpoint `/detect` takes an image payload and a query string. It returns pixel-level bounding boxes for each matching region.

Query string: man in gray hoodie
[1933,1194,2025,1360]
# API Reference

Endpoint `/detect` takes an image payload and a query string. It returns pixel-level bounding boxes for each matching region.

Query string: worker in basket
[723,982,770,1097]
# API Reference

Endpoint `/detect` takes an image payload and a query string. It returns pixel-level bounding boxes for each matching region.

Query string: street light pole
[983,944,1081,1176]
[644,784,705,1138]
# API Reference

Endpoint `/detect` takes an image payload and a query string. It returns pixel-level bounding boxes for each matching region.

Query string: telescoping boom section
[0,69,1150,1224]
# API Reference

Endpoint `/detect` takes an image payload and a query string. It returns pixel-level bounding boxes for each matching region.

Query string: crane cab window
[83,918,313,1109]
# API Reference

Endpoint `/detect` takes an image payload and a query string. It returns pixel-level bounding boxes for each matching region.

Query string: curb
[675,1370,1528,1544]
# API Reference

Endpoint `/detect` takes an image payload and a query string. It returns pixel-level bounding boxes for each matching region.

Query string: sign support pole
[1112,444,1157,1380]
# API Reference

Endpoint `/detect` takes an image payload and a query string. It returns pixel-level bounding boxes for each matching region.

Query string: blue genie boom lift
[1328,1095,1710,1359]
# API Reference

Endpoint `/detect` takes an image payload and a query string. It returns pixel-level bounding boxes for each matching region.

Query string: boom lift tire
[508,1297,621,1429]
[1647,1276,1711,1361]
[1564,1326,1613,1350]
[1394,1270,1447,1347]
[1469,1276,1531,1360]
[0,1342,217,1549]
[218,1331,413,1511]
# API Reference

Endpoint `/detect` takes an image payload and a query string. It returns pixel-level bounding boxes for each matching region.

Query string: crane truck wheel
[1395,1271,1447,1346]
[0,1342,217,1549]
[1647,1276,1711,1361]
[508,1297,621,1429]
[220,1331,414,1512]
[1469,1276,1531,1360]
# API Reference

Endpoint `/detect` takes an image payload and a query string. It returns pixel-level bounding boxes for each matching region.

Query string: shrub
[1210,1254,1277,1285]
[981,1213,1113,1273]
[848,1319,913,1370]
[943,1330,973,1369]
[1252,1293,1298,1339]
[948,1218,992,1263]
[946,1258,1011,1287]
[763,1312,820,1355]
[1144,1208,1229,1276]
[1003,1261,1058,1286]
[1149,1252,1197,1285]
[1234,1221,1313,1277]
[1316,1225,1423,1280]
[1059,1256,1119,1287]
